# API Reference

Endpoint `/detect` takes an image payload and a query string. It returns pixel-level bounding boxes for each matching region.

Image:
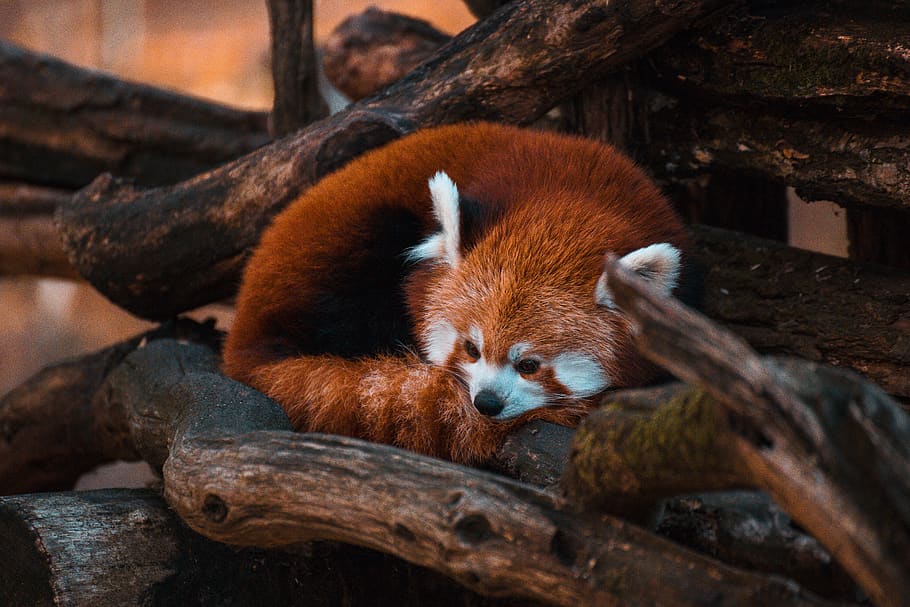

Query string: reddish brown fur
[224,122,690,464]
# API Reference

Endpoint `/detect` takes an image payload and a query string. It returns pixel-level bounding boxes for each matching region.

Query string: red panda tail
[237,351,509,464]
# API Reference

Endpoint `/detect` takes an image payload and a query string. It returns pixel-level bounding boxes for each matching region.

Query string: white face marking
[552,352,610,397]
[508,342,532,363]
[467,324,484,352]
[405,171,462,267]
[462,358,547,420]
[422,318,457,365]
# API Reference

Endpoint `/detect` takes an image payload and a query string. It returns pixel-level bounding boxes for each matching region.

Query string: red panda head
[409,171,682,421]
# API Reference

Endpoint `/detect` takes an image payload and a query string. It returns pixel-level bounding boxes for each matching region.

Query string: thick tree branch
[266,0,327,136]
[57,0,731,319]
[0,489,529,607]
[0,41,269,189]
[603,253,910,607]
[694,224,910,399]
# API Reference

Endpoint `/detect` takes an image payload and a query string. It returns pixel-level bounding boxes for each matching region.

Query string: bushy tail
[231,350,514,464]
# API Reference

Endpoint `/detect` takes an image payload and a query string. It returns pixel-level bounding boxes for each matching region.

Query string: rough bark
[56,0,731,319]
[656,492,858,602]
[323,8,451,101]
[0,41,270,189]
[0,489,528,607]
[562,3,910,211]
[164,431,836,607]
[694,224,910,399]
[0,320,219,495]
[266,0,327,136]
[0,183,75,277]
[602,252,910,607]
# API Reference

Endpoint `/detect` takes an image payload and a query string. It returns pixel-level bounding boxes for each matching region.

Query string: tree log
[0,41,270,189]
[79,335,843,606]
[564,2,910,211]
[56,0,731,319]
[164,431,836,607]
[602,252,910,607]
[0,320,219,495]
[694,224,910,400]
[323,8,451,101]
[0,489,530,607]
[0,183,75,277]
[266,0,327,136]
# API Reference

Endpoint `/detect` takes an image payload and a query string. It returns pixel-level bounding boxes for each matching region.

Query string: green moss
[567,387,739,505]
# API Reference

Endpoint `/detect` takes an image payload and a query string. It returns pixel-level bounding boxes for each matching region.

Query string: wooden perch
[602,253,910,607]
[163,430,836,607]
[0,41,269,189]
[0,325,841,605]
[0,488,528,607]
[693,224,910,400]
[56,0,730,319]
[323,5,910,211]
[570,2,910,211]
[266,0,327,136]
[0,320,220,495]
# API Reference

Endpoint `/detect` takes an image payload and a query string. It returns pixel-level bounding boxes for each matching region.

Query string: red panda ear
[595,243,681,309]
[405,171,462,267]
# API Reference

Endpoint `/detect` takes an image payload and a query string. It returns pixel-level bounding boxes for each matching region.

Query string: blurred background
[0,0,846,463]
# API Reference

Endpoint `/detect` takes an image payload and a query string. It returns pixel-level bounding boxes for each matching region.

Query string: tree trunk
[266,0,327,136]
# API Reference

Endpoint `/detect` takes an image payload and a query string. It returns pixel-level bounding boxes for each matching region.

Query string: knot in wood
[202,493,228,523]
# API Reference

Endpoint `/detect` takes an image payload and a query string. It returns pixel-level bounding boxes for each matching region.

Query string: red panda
[223,122,692,464]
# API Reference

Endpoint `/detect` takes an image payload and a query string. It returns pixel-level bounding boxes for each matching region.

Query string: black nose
[473,390,504,416]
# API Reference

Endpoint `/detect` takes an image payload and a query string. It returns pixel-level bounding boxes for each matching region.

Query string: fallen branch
[0,320,219,495]
[0,41,269,189]
[57,0,731,319]
[0,488,519,607]
[602,252,910,607]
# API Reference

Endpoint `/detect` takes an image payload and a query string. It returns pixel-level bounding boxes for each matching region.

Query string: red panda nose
[473,390,504,416]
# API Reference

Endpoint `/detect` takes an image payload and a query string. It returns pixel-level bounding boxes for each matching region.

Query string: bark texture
[164,431,835,607]
[56,0,731,319]
[603,253,910,607]
[565,3,910,210]
[694,224,910,399]
[0,489,529,607]
[0,41,269,189]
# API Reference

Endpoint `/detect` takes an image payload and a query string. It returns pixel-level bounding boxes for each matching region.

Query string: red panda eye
[464,340,481,360]
[516,359,540,375]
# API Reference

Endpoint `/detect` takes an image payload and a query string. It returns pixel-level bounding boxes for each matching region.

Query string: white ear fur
[405,171,462,267]
[596,243,681,309]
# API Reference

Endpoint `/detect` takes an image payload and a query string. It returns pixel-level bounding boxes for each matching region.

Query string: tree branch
[603,252,910,607]
[0,41,269,189]
[56,0,731,319]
